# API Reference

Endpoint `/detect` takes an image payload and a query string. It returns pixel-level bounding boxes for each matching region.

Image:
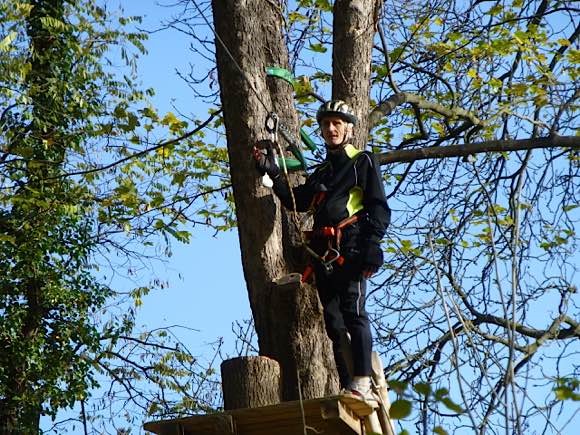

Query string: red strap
[301,264,314,283]
[337,214,359,230]
[335,214,360,248]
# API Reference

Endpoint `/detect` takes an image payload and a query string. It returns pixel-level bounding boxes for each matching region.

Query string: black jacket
[272,144,390,252]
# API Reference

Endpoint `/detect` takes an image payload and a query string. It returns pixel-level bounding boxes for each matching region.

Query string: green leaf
[162,111,179,126]
[0,31,17,51]
[557,38,571,47]
[314,0,332,11]
[441,397,464,413]
[389,399,412,419]
[288,11,307,24]
[433,122,446,135]
[40,16,68,31]
[309,43,327,53]
[0,234,16,244]
[389,46,404,63]
[488,4,503,16]
[413,382,431,396]
[388,380,408,394]
[554,378,580,401]
[434,427,448,435]
[400,239,413,253]
[147,401,160,416]
[567,49,580,64]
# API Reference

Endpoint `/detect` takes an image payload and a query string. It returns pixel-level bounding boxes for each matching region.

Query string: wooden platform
[144,395,377,435]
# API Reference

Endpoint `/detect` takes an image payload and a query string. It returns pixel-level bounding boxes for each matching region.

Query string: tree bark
[265,279,337,400]
[332,0,382,148]
[221,356,281,410]
[376,135,580,165]
[211,0,336,400]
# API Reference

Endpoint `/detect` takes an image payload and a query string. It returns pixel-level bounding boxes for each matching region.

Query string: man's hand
[252,140,280,179]
[361,241,383,278]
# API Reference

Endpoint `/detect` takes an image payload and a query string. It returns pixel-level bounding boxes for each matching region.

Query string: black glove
[252,140,280,179]
[361,240,383,277]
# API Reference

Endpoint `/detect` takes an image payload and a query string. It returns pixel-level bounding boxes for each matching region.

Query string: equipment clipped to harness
[265,111,278,136]
[301,214,360,282]
[260,113,280,188]
[263,111,307,175]
[266,66,322,169]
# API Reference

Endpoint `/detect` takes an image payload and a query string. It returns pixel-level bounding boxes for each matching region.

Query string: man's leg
[316,276,352,389]
[340,273,372,379]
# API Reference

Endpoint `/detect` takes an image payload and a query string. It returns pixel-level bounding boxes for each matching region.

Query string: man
[253,100,390,400]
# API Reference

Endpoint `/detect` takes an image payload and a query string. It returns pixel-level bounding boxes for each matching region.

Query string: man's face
[321,116,351,149]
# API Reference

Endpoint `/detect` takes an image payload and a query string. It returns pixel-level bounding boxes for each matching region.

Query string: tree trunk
[221,356,281,410]
[1,0,65,430]
[264,279,337,400]
[211,0,337,400]
[333,0,382,148]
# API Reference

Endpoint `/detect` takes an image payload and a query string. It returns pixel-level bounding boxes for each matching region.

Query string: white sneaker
[344,376,376,402]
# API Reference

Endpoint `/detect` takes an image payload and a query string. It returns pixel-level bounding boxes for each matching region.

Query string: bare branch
[369,92,485,129]
[376,135,580,165]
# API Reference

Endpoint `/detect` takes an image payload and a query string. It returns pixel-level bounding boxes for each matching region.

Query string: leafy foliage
[0,0,228,432]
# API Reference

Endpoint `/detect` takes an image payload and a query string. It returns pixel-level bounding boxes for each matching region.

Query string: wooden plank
[235,418,327,435]
[320,399,362,435]
[364,411,384,434]
[143,396,376,435]
[144,414,235,435]
[229,398,319,424]
[334,394,377,417]
[232,398,326,435]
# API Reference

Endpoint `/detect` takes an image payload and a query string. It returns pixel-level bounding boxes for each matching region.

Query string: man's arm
[359,152,390,277]
[271,175,313,212]
[253,142,313,212]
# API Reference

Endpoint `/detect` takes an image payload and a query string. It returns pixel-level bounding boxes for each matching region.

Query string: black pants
[315,256,372,389]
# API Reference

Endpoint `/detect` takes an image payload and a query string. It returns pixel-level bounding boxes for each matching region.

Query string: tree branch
[376,135,580,165]
[369,92,485,129]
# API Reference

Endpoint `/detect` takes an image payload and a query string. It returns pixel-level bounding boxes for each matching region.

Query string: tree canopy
[0,1,226,432]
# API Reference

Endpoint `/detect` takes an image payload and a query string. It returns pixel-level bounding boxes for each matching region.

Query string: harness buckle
[321,247,341,272]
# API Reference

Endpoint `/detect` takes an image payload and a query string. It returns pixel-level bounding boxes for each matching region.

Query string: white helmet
[316,100,358,126]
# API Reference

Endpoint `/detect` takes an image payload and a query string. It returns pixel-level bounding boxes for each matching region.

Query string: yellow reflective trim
[347,186,364,216]
[344,144,362,159]
[344,144,364,216]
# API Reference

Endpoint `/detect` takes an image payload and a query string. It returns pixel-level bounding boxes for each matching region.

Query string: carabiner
[322,248,341,270]
[265,112,279,136]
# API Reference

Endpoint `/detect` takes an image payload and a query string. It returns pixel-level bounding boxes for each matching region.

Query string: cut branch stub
[220,356,281,410]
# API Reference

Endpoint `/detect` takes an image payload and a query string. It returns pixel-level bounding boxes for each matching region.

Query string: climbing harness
[265,66,324,166]
[301,213,361,282]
